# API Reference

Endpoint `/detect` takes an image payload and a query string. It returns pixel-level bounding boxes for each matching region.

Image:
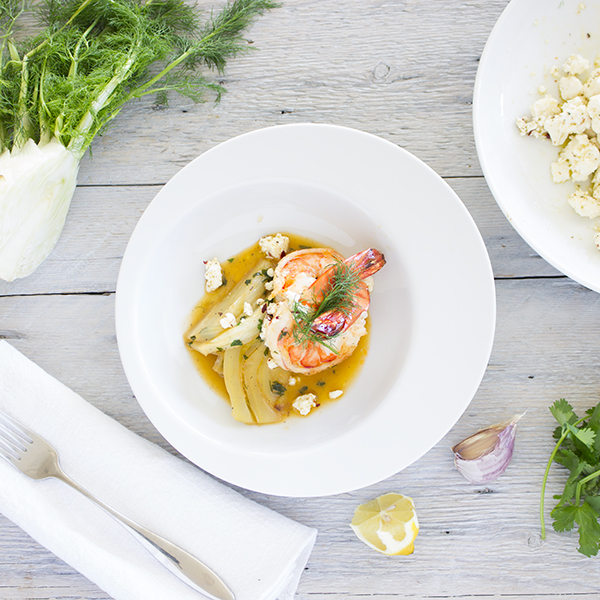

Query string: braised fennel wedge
[0,0,277,281]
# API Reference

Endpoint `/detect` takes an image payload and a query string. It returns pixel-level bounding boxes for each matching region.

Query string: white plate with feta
[474,0,600,293]
[115,123,495,497]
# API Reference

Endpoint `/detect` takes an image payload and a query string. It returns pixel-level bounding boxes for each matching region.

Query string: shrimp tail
[311,311,347,338]
[346,248,386,278]
[310,249,385,338]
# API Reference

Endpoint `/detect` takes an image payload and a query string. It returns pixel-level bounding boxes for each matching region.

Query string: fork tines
[0,410,32,462]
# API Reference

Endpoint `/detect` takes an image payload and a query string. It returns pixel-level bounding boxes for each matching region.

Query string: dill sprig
[0,0,279,155]
[292,259,363,351]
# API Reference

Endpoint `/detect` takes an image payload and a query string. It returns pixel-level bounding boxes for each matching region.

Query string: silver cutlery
[0,409,235,600]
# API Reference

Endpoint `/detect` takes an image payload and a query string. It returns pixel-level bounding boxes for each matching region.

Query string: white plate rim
[473,0,600,293]
[115,123,496,497]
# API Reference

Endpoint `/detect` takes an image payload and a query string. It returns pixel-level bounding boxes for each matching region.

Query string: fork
[0,409,235,600]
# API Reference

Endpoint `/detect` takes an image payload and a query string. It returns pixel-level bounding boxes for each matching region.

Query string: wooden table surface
[2,0,600,598]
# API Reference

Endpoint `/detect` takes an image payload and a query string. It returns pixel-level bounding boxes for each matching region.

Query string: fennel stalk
[0,0,277,281]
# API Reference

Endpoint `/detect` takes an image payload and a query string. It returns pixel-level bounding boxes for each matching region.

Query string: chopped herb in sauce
[270,381,287,396]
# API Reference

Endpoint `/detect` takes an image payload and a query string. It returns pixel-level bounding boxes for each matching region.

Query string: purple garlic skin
[452,414,523,484]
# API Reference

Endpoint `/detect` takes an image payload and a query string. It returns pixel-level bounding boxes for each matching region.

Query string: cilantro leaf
[541,398,600,556]
[550,398,576,427]
[566,424,596,450]
[575,503,600,557]
[554,447,584,474]
[551,504,577,532]
[552,502,600,556]
[585,495,600,513]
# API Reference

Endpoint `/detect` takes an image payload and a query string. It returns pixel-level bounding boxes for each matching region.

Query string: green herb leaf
[0,0,279,155]
[541,398,600,556]
[552,503,600,557]
[291,258,362,350]
[567,424,596,449]
[270,381,286,396]
[550,398,576,427]
[230,339,242,347]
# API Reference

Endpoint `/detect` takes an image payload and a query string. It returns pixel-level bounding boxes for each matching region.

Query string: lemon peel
[350,493,419,555]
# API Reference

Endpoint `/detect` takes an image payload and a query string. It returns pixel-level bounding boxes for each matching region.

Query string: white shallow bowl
[474,0,600,292]
[115,123,495,497]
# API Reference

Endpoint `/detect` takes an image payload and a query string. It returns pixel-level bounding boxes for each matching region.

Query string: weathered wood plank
[74,0,508,186]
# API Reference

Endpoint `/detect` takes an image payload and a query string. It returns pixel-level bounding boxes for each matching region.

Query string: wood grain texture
[5,0,600,598]
[72,0,508,185]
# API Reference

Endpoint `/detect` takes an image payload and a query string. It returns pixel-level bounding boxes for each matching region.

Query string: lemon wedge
[350,493,419,555]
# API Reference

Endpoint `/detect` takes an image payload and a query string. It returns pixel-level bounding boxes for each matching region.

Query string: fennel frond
[0,0,278,280]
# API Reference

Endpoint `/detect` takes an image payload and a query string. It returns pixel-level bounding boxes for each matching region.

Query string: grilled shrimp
[262,247,386,375]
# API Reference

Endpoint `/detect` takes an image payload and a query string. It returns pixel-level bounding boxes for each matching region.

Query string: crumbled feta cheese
[568,188,600,219]
[587,95,600,133]
[516,117,539,137]
[243,302,253,317]
[544,96,591,146]
[288,376,297,386]
[284,289,301,305]
[267,357,278,370]
[551,160,571,183]
[584,68,600,98]
[292,393,317,416]
[259,233,289,259]
[256,298,265,306]
[538,85,547,95]
[219,312,236,329]
[553,133,600,181]
[559,75,583,101]
[518,57,600,251]
[563,53,590,76]
[353,311,369,339]
[531,95,562,120]
[516,95,561,138]
[204,258,223,293]
[329,390,344,400]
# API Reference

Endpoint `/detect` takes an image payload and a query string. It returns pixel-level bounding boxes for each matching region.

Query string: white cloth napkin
[0,341,317,600]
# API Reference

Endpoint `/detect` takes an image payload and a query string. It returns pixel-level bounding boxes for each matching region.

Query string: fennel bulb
[0,139,79,281]
[0,0,278,281]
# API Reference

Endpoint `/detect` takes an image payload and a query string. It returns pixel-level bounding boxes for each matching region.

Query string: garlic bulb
[452,414,524,484]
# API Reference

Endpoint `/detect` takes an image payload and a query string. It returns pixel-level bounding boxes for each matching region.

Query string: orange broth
[185,233,369,419]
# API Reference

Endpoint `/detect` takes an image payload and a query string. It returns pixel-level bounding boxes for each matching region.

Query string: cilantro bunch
[541,399,600,556]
